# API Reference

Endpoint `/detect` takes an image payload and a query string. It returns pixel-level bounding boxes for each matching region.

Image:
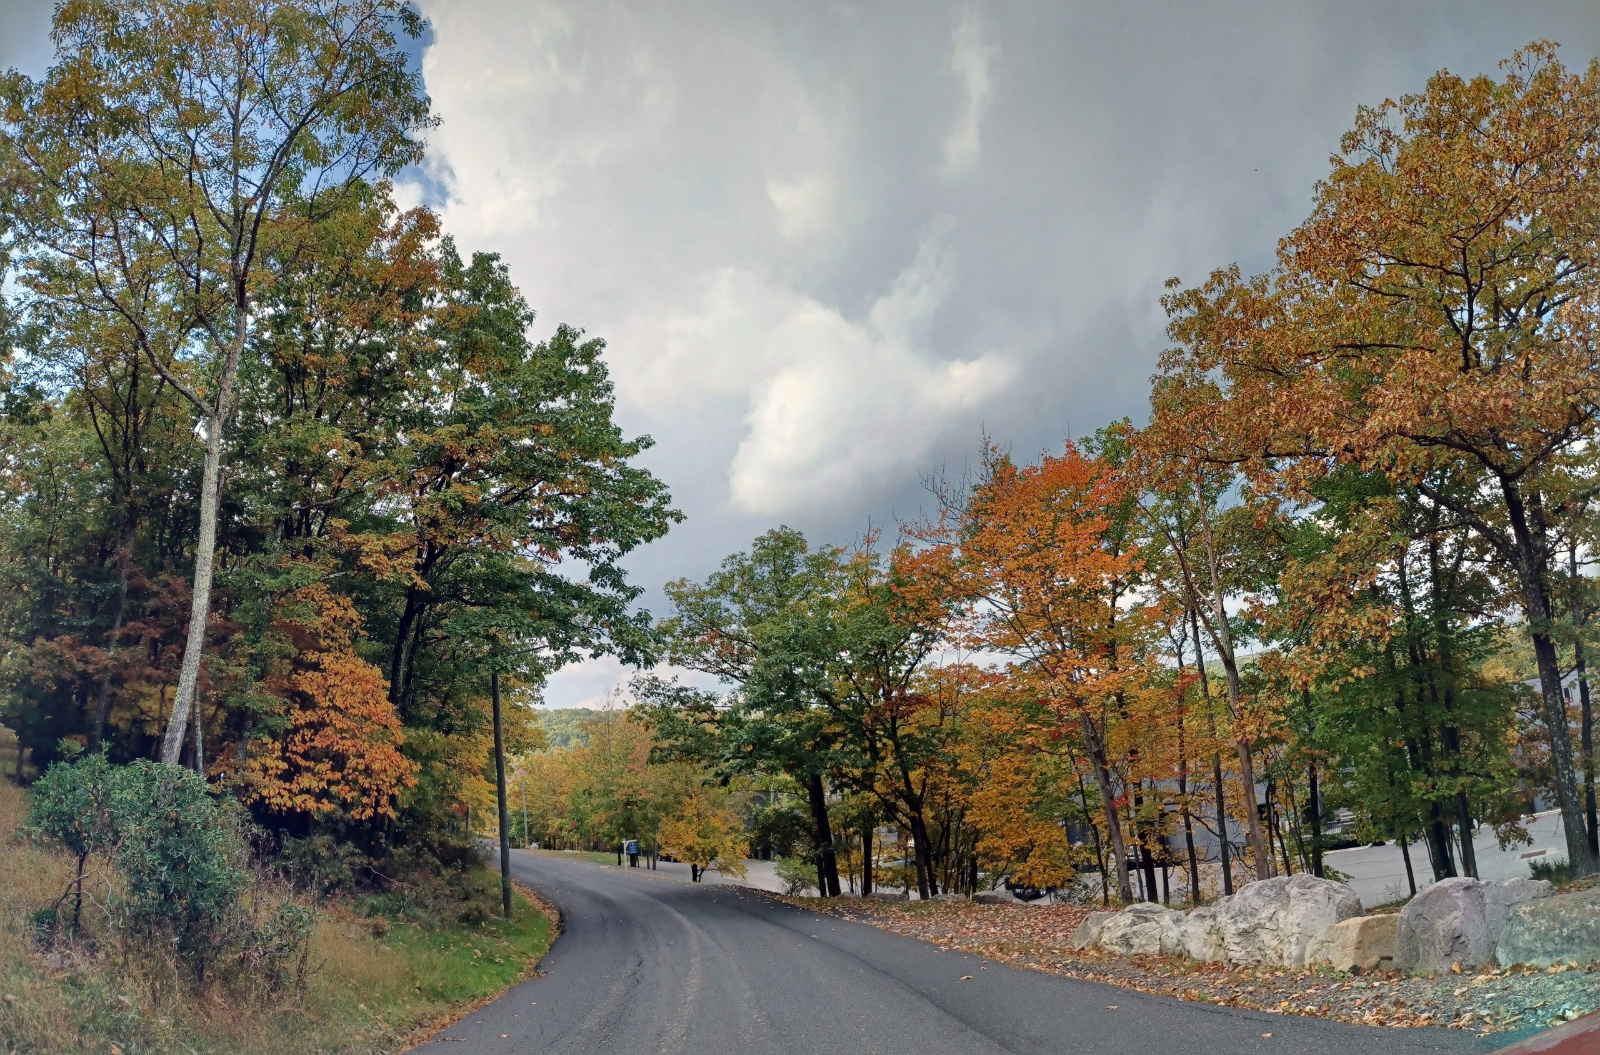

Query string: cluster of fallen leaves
[793,897,1600,1036]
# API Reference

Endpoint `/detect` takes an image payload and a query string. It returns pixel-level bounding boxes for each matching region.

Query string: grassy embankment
[0,748,555,1055]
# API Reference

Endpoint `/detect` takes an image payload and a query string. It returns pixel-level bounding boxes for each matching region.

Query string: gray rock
[973,891,1015,906]
[1070,910,1117,951]
[1216,874,1364,967]
[868,890,909,902]
[931,892,967,903]
[1181,901,1227,962]
[1097,902,1185,957]
[1305,914,1397,973]
[1394,877,1554,975]
[1496,884,1600,968]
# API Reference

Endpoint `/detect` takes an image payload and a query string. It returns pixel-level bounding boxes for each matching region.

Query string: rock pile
[1076,873,1600,977]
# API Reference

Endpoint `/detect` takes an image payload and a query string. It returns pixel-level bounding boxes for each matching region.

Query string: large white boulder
[1070,910,1117,951]
[1394,877,1553,975]
[1097,901,1185,957]
[1182,901,1227,962]
[1216,874,1364,967]
[1495,884,1600,969]
[1305,915,1398,973]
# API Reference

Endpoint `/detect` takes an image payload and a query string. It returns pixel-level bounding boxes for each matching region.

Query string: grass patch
[536,848,619,867]
[0,769,555,1055]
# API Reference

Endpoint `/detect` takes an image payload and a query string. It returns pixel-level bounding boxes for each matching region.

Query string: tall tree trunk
[1076,772,1110,906]
[90,519,133,751]
[1195,484,1270,880]
[1397,829,1417,896]
[388,588,426,707]
[1187,605,1232,895]
[1569,541,1599,858]
[1501,478,1597,875]
[1133,784,1158,901]
[191,699,205,776]
[160,312,246,766]
[1082,714,1133,903]
[160,411,226,763]
[1307,762,1324,879]
[906,809,937,899]
[861,823,873,895]
[805,773,842,897]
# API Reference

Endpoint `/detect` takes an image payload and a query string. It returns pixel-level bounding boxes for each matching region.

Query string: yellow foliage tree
[660,789,748,881]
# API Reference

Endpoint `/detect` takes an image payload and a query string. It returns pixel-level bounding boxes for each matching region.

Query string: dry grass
[0,769,555,1055]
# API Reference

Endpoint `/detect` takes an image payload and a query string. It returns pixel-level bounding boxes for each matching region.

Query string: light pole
[492,668,512,919]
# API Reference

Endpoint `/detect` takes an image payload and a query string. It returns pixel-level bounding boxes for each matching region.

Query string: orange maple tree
[218,583,416,822]
[936,442,1167,903]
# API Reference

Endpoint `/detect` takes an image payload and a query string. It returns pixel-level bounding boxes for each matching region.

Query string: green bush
[26,754,310,994]
[1530,856,1574,885]
[26,749,118,935]
[773,855,817,896]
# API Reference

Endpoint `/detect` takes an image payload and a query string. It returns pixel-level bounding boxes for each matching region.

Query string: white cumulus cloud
[725,232,1014,515]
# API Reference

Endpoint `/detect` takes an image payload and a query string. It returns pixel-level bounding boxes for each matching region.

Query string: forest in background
[535,42,1600,908]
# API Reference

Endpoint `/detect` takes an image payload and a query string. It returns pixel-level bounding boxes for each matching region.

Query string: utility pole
[492,668,513,919]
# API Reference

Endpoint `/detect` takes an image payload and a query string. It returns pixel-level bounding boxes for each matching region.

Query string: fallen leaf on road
[1261,1033,1272,1038]
[1106,1005,1118,1010]
[960,975,973,980]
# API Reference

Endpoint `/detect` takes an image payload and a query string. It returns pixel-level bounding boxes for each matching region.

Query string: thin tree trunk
[1308,762,1324,879]
[388,588,426,707]
[1077,772,1109,906]
[1398,829,1417,896]
[1502,478,1596,875]
[1570,541,1598,858]
[160,409,227,763]
[861,823,873,895]
[805,773,842,897]
[191,698,205,776]
[1134,785,1158,901]
[1188,606,1232,895]
[160,302,248,765]
[1195,484,1269,881]
[1082,714,1133,903]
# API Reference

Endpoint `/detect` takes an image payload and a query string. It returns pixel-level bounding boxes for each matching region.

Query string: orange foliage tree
[218,583,415,823]
[935,442,1168,903]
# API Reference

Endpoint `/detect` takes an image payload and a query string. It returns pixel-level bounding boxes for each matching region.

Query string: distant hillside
[537,708,604,750]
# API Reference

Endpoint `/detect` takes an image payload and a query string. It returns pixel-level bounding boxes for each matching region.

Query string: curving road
[414,850,1494,1055]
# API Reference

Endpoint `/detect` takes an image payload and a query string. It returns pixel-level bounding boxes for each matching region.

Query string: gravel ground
[793,897,1600,1039]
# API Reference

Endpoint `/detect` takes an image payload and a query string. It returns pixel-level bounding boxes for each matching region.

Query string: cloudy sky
[6,1,1600,706]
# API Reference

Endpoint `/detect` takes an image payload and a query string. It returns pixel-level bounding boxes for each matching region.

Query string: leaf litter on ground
[782,895,1600,1036]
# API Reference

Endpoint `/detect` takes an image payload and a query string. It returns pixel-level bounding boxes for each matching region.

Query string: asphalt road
[414,850,1496,1055]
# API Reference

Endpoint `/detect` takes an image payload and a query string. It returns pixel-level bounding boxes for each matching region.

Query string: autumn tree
[1156,43,1600,873]
[0,0,434,765]
[219,582,415,824]
[661,786,749,883]
[935,442,1167,903]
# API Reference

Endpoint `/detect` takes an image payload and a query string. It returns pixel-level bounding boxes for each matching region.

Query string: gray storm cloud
[5,0,1600,706]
